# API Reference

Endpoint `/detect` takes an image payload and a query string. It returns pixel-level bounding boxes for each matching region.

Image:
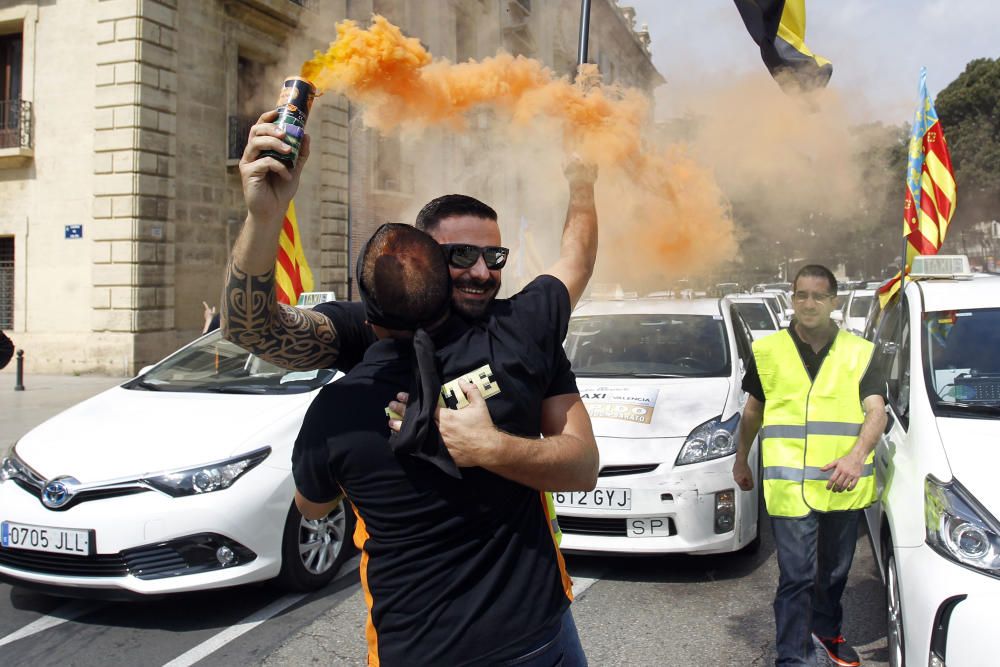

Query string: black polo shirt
[742,321,885,403]
[293,276,576,666]
[313,298,577,398]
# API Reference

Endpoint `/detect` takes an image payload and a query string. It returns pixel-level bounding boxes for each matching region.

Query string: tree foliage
[935,58,1000,223]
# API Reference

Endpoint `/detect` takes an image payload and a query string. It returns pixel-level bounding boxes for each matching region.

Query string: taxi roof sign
[910,255,972,279]
[296,291,336,308]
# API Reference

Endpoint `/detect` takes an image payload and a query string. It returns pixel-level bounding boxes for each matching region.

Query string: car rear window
[733,302,776,330]
[849,295,873,318]
[565,314,731,378]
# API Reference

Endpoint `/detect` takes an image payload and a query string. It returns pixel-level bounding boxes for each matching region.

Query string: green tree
[935,58,1000,225]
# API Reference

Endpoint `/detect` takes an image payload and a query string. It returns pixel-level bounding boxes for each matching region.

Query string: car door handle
[884,411,895,435]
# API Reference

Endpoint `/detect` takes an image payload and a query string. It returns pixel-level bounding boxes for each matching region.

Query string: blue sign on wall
[65,225,83,239]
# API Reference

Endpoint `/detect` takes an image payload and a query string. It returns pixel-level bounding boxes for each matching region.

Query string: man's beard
[451,276,501,320]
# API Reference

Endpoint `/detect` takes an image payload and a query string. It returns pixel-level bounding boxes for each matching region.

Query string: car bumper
[557,457,757,555]
[896,542,1000,666]
[0,464,291,595]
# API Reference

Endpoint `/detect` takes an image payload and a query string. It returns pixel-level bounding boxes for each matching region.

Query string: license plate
[1,521,93,556]
[552,488,631,510]
[627,517,671,538]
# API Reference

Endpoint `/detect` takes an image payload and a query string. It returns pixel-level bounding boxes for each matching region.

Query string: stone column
[92,0,177,372]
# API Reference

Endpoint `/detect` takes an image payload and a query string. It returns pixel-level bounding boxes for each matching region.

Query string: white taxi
[559,297,761,555]
[863,256,1000,667]
[0,330,352,597]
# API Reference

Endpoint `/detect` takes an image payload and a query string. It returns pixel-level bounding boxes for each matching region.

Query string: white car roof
[573,297,722,317]
[908,274,1000,312]
[850,289,876,297]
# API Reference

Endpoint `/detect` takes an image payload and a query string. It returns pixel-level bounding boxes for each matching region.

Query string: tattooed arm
[221,262,339,370]
[221,109,341,370]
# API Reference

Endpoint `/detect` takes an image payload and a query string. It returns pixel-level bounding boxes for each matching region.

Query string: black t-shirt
[293,276,576,666]
[742,323,885,403]
[313,293,577,398]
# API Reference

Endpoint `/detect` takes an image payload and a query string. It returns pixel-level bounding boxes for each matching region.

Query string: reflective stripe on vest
[753,329,877,517]
[544,491,563,546]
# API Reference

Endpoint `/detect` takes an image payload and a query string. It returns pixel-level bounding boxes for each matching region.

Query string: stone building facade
[0,0,349,374]
[0,0,659,374]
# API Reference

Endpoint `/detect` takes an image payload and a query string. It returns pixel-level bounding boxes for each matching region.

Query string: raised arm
[222,110,339,370]
[543,160,598,310]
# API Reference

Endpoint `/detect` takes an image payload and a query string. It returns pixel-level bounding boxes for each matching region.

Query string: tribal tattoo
[221,261,339,370]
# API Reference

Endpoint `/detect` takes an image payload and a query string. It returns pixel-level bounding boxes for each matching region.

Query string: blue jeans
[770,510,860,666]
[502,608,587,666]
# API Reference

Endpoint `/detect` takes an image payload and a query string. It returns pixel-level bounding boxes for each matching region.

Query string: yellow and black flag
[734,0,832,91]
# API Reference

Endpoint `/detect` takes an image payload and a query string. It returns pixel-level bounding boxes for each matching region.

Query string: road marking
[0,600,103,647]
[571,574,601,598]
[162,554,361,667]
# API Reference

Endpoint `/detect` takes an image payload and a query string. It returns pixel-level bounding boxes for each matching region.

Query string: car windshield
[122,330,337,394]
[924,308,1000,415]
[565,314,731,378]
[734,302,776,330]
[849,295,873,318]
[761,295,782,318]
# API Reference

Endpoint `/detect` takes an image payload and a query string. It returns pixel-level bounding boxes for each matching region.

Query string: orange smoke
[301,15,735,285]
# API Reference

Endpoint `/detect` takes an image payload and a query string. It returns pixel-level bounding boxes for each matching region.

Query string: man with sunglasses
[732,264,886,667]
[224,112,599,659]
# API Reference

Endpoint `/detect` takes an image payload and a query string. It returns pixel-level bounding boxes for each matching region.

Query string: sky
[627,0,1000,125]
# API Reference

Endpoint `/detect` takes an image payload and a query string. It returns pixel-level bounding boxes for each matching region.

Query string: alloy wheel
[298,503,347,575]
[886,553,905,667]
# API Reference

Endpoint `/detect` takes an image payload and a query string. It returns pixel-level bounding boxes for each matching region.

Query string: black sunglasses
[440,243,509,270]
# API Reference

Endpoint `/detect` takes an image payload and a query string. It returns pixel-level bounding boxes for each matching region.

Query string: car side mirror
[831,310,844,324]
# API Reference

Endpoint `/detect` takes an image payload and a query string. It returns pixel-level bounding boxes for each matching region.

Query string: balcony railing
[0,99,32,150]
[228,114,256,161]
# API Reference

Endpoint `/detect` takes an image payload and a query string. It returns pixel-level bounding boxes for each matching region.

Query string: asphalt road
[0,518,889,666]
[1,375,890,665]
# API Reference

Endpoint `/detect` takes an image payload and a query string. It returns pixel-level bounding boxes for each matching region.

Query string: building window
[373,134,412,194]
[0,237,13,329]
[456,8,477,62]
[228,56,266,161]
[0,30,29,150]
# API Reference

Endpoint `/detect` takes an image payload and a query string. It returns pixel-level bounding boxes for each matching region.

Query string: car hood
[576,377,731,439]
[13,386,317,483]
[937,417,1000,511]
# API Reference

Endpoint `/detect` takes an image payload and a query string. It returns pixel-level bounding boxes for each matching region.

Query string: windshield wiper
[936,401,1000,416]
[631,373,684,378]
[199,385,272,394]
[124,379,165,391]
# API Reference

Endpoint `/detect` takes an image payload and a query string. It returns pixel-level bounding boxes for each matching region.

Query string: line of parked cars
[4,258,998,667]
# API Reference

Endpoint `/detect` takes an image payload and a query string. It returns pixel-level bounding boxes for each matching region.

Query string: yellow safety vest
[544,491,562,546]
[753,328,876,518]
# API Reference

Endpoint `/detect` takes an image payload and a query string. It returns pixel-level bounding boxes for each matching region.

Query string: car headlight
[925,475,1000,576]
[675,414,740,466]
[142,447,271,497]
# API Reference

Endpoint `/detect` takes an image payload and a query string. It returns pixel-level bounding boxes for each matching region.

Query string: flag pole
[577,0,593,66]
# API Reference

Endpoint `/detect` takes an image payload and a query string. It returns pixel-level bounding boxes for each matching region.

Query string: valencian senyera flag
[878,67,957,308]
[275,200,315,305]
[733,0,832,91]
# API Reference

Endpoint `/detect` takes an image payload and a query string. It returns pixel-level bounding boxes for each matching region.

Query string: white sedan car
[558,297,761,555]
[841,288,876,335]
[864,258,1000,667]
[0,330,352,597]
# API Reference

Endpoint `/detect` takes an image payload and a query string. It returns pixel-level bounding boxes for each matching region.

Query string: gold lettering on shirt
[438,364,501,409]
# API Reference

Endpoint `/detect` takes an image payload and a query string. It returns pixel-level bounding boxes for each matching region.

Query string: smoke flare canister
[261,77,316,169]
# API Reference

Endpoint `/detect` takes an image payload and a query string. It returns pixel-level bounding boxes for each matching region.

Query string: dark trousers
[770,510,860,666]
[502,608,587,667]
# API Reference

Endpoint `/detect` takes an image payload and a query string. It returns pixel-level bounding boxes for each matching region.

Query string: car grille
[0,548,129,576]
[12,478,150,510]
[0,534,256,580]
[559,516,677,537]
[598,464,659,477]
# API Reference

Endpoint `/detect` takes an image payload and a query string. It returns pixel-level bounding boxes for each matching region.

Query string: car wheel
[276,499,356,592]
[886,551,905,667]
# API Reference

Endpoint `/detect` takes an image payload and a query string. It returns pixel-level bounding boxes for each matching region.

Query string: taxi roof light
[910,255,972,279]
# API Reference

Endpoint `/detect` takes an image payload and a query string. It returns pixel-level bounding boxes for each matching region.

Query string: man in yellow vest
[733,265,886,667]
